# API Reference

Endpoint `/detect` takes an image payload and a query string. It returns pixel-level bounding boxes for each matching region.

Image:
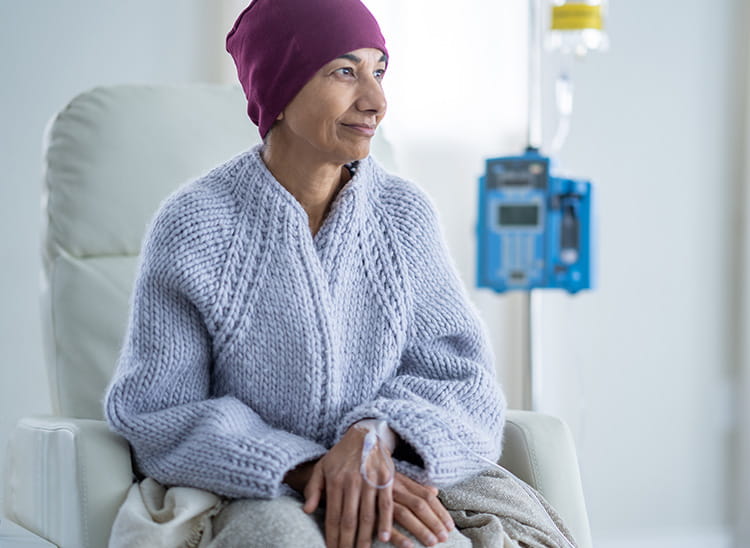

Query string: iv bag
[545,0,609,57]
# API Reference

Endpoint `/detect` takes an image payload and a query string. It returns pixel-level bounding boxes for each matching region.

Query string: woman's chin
[347,142,372,162]
[317,139,372,165]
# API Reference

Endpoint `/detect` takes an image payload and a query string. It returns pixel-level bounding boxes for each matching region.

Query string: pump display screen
[498,204,539,227]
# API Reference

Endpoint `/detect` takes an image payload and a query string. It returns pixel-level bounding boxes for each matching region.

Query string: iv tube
[549,70,573,154]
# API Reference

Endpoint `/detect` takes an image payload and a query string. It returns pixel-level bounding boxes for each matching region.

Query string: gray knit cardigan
[104,144,506,500]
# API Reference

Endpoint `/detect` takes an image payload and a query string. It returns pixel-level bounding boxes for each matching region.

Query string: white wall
[536,1,744,545]
[368,1,744,547]
[0,0,237,510]
[1,1,746,547]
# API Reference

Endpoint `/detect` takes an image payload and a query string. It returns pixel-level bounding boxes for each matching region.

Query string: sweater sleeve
[336,182,506,488]
[104,189,327,500]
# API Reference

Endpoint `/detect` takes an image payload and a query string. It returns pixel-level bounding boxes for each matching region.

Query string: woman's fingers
[415,484,453,533]
[324,474,343,548]
[395,474,454,532]
[376,483,393,543]
[355,484,376,548]
[388,526,414,548]
[391,473,452,545]
[393,501,443,547]
[431,495,454,533]
[337,475,362,548]
[303,464,325,514]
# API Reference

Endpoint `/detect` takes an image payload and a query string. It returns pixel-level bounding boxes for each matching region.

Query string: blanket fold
[109,478,226,548]
[439,468,578,548]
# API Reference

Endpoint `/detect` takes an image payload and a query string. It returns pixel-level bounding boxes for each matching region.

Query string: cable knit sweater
[104,144,506,500]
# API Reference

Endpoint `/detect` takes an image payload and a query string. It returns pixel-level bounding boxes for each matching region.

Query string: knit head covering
[226,0,388,138]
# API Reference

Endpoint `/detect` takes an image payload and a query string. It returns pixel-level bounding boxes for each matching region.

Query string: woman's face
[274,47,387,165]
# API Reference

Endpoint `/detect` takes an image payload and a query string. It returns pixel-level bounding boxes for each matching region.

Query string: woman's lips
[342,123,376,137]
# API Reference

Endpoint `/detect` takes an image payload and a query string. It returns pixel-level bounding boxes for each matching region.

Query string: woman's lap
[207,494,470,548]
[207,495,325,548]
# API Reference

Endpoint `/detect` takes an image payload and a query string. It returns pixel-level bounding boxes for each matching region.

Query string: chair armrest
[4,416,133,548]
[500,410,592,548]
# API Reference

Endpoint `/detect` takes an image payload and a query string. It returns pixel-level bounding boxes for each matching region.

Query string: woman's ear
[276,111,285,121]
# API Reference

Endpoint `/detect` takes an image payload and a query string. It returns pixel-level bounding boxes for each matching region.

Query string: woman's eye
[374,69,386,80]
[335,67,355,77]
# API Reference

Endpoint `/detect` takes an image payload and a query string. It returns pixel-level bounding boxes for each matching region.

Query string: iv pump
[475,148,593,294]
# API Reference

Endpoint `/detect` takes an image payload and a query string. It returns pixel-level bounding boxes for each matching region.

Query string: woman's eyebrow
[337,53,361,63]
[336,53,388,64]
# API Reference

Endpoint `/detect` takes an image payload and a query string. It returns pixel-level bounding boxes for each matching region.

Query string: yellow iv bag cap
[551,3,604,31]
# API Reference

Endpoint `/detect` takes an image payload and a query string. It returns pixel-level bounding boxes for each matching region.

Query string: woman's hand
[388,472,455,548]
[303,426,394,548]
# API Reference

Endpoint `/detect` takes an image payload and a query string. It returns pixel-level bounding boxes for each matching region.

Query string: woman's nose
[356,76,387,115]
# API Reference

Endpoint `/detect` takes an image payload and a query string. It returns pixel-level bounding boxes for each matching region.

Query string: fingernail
[445,520,454,531]
[426,534,437,545]
[438,530,449,542]
[379,531,390,542]
[400,541,412,548]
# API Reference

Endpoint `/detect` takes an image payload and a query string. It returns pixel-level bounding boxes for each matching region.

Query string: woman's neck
[261,140,350,236]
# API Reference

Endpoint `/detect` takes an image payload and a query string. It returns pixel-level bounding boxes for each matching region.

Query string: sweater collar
[247,143,372,216]
[246,144,374,250]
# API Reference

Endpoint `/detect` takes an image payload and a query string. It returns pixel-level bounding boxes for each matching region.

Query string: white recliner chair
[3,84,592,548]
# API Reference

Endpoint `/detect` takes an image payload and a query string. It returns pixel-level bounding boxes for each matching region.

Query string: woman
[105,1,514,547]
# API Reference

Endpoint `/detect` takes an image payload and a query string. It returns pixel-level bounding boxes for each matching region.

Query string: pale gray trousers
[207,494,470,548]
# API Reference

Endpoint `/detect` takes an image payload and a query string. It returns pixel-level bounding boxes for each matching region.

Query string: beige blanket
[109,478,226,548]
[439,468,578,548]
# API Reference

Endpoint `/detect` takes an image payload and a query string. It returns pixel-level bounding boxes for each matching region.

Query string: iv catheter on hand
[353,419,396,489]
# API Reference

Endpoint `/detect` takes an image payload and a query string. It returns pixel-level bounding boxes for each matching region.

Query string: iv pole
[523,0,544,411]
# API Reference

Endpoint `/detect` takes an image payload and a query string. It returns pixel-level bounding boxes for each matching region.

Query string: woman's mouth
[342,123,376,137]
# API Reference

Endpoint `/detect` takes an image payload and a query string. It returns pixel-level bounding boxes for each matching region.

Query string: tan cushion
[502,410,592,548]
[43,84,258,260]
[43,255,136,419]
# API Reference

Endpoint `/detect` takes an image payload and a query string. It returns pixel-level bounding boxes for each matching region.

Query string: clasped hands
[284,425,454,548]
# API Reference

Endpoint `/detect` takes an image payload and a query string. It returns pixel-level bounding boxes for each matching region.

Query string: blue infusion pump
[476,148,594,294]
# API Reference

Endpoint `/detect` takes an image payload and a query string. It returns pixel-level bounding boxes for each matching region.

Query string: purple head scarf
[226,0,388,138]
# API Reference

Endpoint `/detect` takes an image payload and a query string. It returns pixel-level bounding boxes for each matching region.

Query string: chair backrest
[42,83,397,419]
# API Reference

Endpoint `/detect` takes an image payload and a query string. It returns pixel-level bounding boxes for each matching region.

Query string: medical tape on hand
[353,419,395,489]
